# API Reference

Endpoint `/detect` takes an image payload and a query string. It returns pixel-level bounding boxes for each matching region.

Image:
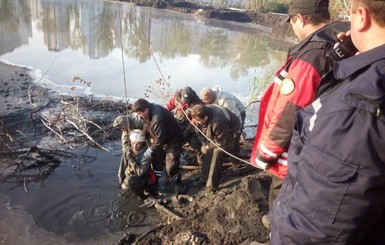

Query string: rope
[116,1,262,170]
[116,0,130,113]
[129,0,171,100]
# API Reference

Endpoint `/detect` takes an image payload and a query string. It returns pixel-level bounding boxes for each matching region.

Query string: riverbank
[127,0,297,40]
[0,61,272,244]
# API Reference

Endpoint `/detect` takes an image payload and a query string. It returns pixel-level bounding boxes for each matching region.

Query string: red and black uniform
[250,22,350,181]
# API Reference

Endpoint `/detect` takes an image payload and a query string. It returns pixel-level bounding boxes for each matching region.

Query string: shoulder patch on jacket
[280,78,295,95]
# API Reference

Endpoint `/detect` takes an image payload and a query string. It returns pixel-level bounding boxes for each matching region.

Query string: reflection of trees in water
[230,34,270,80]
[124,11,151,63]
[95,3,115,54]
[0,0,31,33]
[160,21,192,58]
[68,4,85,50]
[199,29,230,69]
[26,0,287,83]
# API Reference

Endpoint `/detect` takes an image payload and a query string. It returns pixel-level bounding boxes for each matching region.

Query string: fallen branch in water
[40,118,74,149]
[65,116,109,152]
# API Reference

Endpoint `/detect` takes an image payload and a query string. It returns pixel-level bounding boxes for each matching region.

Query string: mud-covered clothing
[200,105,240,150]
[166,92,204,164]
[199,105,240,189]
[117,113,144,184]
[143,103,182,181]
[122,147,155,198]
[212,85,245,126]
[166,93,202,136]
[250,21,350,179]
[271,44,385,244]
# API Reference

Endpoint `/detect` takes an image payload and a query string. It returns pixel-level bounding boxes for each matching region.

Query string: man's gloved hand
[201,144,209,155]
[143,148,153,158]
[256,153,276,170]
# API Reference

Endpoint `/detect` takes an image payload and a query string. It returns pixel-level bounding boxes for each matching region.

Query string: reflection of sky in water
[0,0,292,105]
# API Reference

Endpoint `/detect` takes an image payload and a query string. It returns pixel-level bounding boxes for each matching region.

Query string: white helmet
[129,129,145,143]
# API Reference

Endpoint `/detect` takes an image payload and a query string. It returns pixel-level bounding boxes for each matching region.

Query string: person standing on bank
[132,98,185,193]
[249,0,350,228]
[191,104,240,194]
[270,0,385,243]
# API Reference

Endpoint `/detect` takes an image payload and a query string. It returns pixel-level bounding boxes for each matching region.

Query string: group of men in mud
[113,85,246,198]
[113,0,385,243]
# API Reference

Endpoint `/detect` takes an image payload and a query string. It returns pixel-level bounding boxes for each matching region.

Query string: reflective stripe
[277,158,288,166]
[256,159,268,170]
[274,69,288,86]
[154,170,163,177]
[309,98,322,131]
[277,151,288,166]
[260,143,278,158]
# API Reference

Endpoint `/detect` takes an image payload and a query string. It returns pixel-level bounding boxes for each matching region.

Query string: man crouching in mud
[132,98,186,194]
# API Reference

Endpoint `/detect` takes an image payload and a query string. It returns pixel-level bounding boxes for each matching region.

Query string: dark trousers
[152,143,181,182]
[125,175,147,199]
[200,148,225,190]
[269,175,284,210]
[187,132,203,164]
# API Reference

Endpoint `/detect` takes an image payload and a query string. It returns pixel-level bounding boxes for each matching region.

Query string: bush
[265,2,288,13]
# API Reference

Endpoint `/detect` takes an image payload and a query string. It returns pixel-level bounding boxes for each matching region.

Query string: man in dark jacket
[132,98,184,193]
[191,104,240,194]
[270,0,385,244]
[165,86,204,164]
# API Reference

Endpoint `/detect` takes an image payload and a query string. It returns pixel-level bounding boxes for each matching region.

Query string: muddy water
[0,147,161,244]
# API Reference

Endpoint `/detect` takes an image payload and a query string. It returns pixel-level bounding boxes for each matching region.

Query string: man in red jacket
[250,0,349,230]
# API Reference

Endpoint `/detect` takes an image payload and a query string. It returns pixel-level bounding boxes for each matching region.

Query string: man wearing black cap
[165,86,204,165]
[249,0,350,235]
[270,0,385,243]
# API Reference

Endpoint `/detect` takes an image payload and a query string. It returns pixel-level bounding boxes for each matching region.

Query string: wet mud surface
[0,61,272,244]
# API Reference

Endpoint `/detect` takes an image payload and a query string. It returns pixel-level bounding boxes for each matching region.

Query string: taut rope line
[116,0,130,113]
[116,1,262,170]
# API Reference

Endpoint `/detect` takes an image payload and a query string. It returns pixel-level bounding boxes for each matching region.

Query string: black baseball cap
[281,0,329,23]
[180,86,195,103]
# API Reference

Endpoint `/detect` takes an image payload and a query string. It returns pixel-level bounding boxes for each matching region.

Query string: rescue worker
[113,113,143,186]
[165,86,204,165]
[132,98,185,194]
[191,104,240,194]
[270,0,385,243]
[121,129,156,199]
[199,85,246,158]
[249,0,350,229]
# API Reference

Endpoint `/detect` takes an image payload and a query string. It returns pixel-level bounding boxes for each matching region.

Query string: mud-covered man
[113,113,143,187]
[121,129,156,199]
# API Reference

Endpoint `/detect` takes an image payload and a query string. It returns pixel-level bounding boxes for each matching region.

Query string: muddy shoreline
[0,61,272,244]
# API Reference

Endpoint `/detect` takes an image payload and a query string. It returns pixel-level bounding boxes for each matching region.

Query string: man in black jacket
[191,104,240,194]
[132,98,184,193]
